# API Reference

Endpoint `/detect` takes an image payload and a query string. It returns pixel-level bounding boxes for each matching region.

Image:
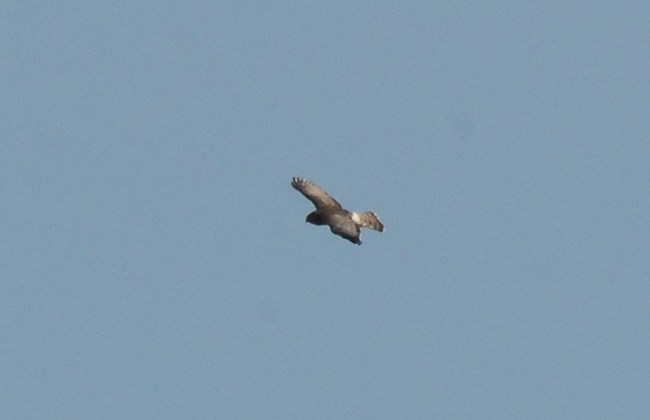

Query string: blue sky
[2,1,649,418]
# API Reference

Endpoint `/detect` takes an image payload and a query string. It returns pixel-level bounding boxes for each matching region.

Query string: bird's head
[306,211,325,226]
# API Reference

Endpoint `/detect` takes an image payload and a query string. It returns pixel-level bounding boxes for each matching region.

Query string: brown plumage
[291,177,384,245]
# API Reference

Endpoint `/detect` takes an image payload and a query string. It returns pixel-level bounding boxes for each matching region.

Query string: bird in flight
[291,177,384,245]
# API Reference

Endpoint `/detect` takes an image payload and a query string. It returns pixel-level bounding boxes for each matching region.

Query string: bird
[291,176,384,245]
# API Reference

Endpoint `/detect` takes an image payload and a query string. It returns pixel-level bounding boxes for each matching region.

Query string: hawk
[291,177,384,245]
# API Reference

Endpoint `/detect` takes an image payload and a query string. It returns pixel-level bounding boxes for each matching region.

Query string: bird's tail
[352,211,384,232]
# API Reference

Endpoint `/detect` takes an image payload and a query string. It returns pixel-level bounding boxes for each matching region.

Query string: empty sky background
[2,1,649,419]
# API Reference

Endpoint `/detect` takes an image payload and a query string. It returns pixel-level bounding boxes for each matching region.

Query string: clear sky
[2,2,649,419]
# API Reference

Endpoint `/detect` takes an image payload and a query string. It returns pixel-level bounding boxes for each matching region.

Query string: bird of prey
[291,177,384,245]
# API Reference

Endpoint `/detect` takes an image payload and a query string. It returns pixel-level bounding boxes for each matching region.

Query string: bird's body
[291,177,384,245]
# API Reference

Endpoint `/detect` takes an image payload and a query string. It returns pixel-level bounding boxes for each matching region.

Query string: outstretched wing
[291,177,342,210]
[329,213,362,245]
[351,211,384,232]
